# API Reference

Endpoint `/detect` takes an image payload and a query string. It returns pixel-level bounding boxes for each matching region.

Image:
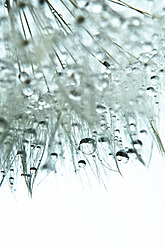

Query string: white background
[0,145,165,248]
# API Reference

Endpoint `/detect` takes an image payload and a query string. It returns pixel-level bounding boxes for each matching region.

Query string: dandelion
[0,0,165,196]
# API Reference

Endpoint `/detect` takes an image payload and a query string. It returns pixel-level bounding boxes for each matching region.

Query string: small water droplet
[69,90,81,101]
[79,138,96,155]
[24,128,36,141]
[78,160,86,168]
[96,104,106,114]
[116,150,129,163]
[18,71,31,84]
[9,177,14,185]
[38,121,48,129]
[129,123,136,132]
[21,173,31,178]
[50,153,58,160]
[133,139,143,150]
[22,87,34,97]
[146,86,155,96]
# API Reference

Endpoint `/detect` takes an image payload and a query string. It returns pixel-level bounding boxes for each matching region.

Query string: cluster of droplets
[0,0,165,195]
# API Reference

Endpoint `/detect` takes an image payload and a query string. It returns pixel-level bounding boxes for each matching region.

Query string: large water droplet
[79,138,96,155]
[116,150,129,164]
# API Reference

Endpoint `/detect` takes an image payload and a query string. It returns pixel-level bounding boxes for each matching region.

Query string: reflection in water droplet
[79,138,96,155]
[78,160,86,168]
[116,150,129,163]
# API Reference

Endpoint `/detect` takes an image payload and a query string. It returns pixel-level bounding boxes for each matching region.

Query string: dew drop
[24,128,36,141]
[9,177,14,186]
[22,87,34,97]
[18,71,31,84]
[30,167,37,172]
[116,150,129,164]
[146,86,155,96]
[133,139,143,150]
[50,153,58,160]
[96,104,106,114]
[38,121,48,129]
[79,138,97,155]
[78,160,86,168]
[21,173,31,178]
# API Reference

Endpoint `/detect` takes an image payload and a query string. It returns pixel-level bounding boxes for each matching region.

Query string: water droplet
[96,104,106,114]
[69,90,81,101]
[38,121,48,129]
[18,71,31,84]
[50,153,58,160]
[116,150,129,163]
[129,123,136,132]
[78,160,86,168]
[30,167,37,172]
[133,139,143,150]
[79,138,97,155]
[9,177,14,185]
[22,87,34,97]
[21,173,31,178]
[24,128,36,141]
[146,86,155,96]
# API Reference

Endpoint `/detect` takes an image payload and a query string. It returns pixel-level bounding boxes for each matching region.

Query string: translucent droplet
[50,153,58,160]
[116,150,129,163]
[69,90,81,101]
[24,128,36,141]
[9,176,14,185]
[96,104,106,114]
[129,123,136,132]
[146,86,155,96]
[18,71,31,84]
[30,167,37,172]
[133,139,143,150]
[22,87,34,97]
[21,173,31,178]
[38,121,48,129]
[78,160,86,168]
[79,138,96,155]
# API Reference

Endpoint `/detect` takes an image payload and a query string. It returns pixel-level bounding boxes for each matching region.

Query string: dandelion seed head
[0,0,164,195]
